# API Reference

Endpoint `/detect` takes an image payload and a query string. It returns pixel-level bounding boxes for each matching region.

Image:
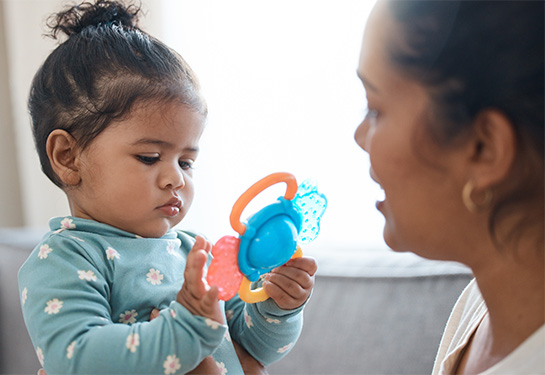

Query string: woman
[354,1,544,373]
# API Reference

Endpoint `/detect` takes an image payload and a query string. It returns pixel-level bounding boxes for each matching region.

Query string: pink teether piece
[206,235,243,301]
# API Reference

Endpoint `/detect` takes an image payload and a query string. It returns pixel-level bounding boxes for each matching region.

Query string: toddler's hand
[263,256,317,310]
[177,236,224,325]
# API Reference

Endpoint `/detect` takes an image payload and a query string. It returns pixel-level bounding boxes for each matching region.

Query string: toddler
[18,1,317,374]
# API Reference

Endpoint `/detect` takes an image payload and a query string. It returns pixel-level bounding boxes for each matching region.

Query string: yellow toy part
[237,246,303,303]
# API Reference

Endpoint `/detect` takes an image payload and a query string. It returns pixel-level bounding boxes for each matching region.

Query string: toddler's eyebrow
[131,138,199,152]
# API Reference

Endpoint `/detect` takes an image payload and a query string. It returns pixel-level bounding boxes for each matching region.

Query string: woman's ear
[46,129,82,186]
[468,109,517,190]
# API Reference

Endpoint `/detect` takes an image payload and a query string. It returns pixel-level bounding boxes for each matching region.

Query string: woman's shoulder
[432,278,487,374]
[483,324,545,374]
[457,279,486,319]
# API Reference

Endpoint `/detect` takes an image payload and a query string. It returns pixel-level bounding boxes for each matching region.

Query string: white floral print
[66,341,76,359]
[119,309,138,324]
[225,309,234,321]
[170,309,177,319]
[60,217,76,229]
[163,354,181,375]
[38,244,52,259]
[166,240,180,256]
[146,268,164,285]
[36,346,44,366]
[44,298,63,314]
[224,331,232,342]
[216,361,228,375]
[21,287,28,306]
[105,247,120,261]
[244,309,253,328]
[266,318,281,324]
[78,270,97,282]
[277,342,293,354]
[126,333,140,353]
[205,318,220,330]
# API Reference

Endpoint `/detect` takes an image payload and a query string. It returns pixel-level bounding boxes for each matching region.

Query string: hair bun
[48,0,140,39]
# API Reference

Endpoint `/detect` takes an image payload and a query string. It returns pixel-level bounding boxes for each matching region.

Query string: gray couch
[1,228,472,375]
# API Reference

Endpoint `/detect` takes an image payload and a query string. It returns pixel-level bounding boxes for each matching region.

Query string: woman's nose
[354,120,369,152]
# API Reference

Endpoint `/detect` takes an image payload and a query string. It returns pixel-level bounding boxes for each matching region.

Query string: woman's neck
[471,242,544,358]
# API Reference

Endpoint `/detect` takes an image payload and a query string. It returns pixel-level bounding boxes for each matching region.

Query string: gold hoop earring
[462,180,493,213]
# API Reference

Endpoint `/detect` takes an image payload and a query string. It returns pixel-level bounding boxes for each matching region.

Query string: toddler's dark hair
[29,0,207,187]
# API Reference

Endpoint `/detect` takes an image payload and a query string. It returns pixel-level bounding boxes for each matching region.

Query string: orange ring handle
[238,246,303,303]
[230,172,298,236]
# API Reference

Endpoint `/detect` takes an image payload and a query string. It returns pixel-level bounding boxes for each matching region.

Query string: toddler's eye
[137,155,160,165]
[179,160,194,170]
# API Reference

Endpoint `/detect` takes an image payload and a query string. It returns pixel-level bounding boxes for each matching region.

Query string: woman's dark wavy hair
[386,0,544,248]
[29,0,207,187]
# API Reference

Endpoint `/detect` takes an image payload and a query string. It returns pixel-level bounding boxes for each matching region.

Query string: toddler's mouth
[158,197,182,217]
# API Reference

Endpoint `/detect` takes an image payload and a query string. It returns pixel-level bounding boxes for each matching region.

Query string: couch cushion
[0,241,42,374]
[268,248,472,375]
[268,273,472,375]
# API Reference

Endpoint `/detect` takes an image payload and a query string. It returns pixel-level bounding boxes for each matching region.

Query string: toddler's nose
[161,163,185,190]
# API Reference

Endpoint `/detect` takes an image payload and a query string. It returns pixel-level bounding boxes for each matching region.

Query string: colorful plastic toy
[206,172,327,303]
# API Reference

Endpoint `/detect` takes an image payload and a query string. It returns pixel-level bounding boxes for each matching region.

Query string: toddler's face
[69,100,205,238]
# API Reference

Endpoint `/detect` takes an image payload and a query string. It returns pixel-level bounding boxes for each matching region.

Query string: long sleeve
[18,227,227,374]
[225,289,305,366]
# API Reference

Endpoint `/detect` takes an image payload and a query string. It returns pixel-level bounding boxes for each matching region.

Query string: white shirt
[432,279,545,374]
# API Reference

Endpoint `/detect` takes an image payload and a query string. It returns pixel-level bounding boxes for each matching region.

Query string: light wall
[0,0,164,228]
[1,1,388,251]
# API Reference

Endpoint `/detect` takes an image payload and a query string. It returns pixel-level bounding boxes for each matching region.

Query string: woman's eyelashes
[364,107,379,125]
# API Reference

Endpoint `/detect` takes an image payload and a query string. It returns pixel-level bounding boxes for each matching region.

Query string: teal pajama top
[18,217,304,374]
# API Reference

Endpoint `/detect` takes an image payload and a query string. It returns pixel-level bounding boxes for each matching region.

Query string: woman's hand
[177,236,225,325]
[263,256,317,310]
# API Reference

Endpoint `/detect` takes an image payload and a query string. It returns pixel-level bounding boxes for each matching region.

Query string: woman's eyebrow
[356,70,379,93]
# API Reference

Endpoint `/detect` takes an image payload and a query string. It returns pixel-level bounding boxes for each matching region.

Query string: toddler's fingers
[184,248,209,298]
[202,286,225,324]
[284,256,318,277]
[269,265,314,290]
[150,308,161,321]
[263,278,304,310]
[192,235,213,254]
[191,236,205,252]
[265,272,308,300]
[202,285,219,307]
[203,237,213,254]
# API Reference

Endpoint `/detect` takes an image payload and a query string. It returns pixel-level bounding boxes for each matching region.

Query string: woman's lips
[369,169,385,210]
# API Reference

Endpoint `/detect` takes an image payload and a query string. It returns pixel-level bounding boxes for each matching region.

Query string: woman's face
[354,1,468,259]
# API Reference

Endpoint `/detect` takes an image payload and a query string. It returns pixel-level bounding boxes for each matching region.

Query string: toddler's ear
[46,129,82,186]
